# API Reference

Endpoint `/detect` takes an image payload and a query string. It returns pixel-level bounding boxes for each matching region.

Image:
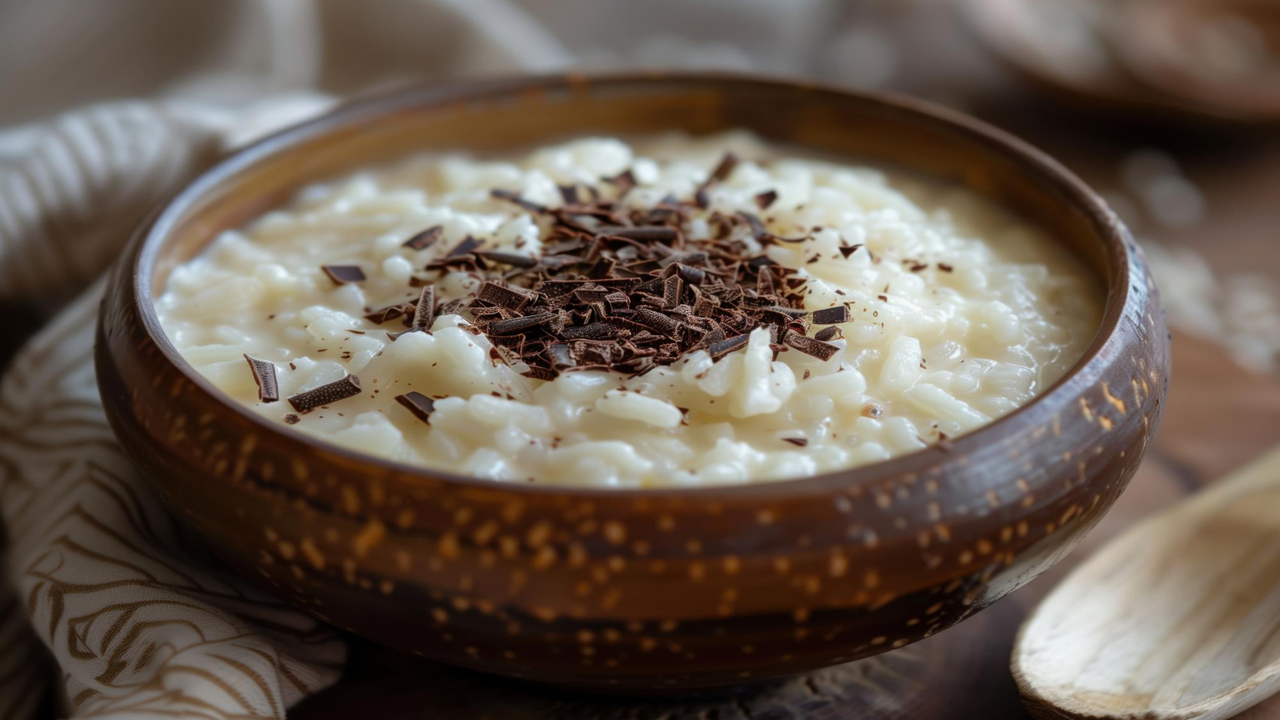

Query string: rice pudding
[155,132,1103,487]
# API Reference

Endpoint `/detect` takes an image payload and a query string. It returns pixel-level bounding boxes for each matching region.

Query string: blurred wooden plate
[1115,0,1280,120]
[960,0,1280,126]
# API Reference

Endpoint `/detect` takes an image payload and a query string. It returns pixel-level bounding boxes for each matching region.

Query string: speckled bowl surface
[96,72,1169,691]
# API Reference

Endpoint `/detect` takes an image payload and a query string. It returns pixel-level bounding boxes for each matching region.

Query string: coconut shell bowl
[96,73,1169,691]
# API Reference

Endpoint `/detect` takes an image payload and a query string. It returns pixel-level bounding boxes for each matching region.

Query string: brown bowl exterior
[96,73,1169,690]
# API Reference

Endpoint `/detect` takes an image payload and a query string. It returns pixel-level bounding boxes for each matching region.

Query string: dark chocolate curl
[288,375,362,414]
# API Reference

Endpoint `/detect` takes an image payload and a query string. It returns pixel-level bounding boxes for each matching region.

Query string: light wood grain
[1014,446,1280,720]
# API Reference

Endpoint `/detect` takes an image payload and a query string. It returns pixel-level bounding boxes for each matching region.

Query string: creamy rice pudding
[156,132,1102,487]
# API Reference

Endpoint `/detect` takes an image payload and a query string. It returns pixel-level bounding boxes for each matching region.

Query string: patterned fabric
[0,100,344,719]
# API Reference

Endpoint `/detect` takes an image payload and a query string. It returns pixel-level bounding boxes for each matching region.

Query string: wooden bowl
[95,72,1169,691]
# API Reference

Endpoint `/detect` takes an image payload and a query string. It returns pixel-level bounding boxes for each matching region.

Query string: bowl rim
[128,70,1135,501]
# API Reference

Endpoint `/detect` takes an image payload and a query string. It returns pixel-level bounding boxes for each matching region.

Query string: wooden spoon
[1014,445,1280,720]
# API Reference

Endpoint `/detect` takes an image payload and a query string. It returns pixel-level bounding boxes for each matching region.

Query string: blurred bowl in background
[961,0,1280,125]
[1116,0,1280,119]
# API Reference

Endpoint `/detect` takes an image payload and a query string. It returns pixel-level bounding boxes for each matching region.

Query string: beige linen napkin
[0,98,344,720]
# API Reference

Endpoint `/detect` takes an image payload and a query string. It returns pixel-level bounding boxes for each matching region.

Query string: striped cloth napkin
[0,97,346,720]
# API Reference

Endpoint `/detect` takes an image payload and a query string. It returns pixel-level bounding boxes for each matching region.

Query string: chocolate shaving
[558,184,580,204]
[322,265,366,285]
[814,326,843,342]
[395,391,436,424]
[782,437,808,447]
[811,305,850,325]
[691,153,740,210]
[757,266,776,296]
[631,308,683,339]
[446,236,484,258]
[598,226,679,243]
[661,274,683,308]
[287,375,362,414]
[838,244,862,259]
[561,322,620,340]
[694,187,711,209]
[671,263,705,286]
[764,232,811,245]
[487,312,560,336]
[658,251,706,268]
[545,238,587,255]
[491,188,547,213]
[708,153,740,183]
[604,292,630,311]
[243,355,279,403]
[284,413,300,425]
[412,285,436,329]
[403,225,442,250]
[782,331,839,361]
[477,281,532,311]
[540,278,639,297]
[587,257,616,279]
[708,333,750,360]
[755,190,778,209]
